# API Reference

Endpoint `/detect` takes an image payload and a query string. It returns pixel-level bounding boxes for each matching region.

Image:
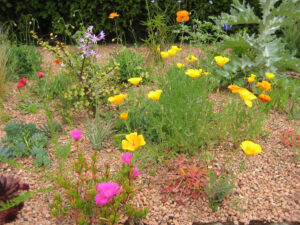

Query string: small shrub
[7,44,42,80]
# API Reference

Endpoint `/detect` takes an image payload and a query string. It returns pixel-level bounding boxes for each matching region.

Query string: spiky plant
[213,0,300,85]
[0,175,29,224]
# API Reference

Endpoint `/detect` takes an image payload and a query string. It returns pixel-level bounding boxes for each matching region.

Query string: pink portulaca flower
[132,168,141,179]
[94,181,121,205]
[121,152,133,164]
[70,129,82,141]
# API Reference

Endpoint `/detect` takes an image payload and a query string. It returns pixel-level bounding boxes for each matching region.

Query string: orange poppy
[257,81,271,91]
[109,12,119,19]
[176,10,189,23]
[54,59,60,65]
[259,94,271,103]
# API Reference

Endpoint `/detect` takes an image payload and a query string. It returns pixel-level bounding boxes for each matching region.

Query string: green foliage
[6,44,42,80]
[85,116,114,151]
[108,47,149,82]
[116,65,264,154]
[0,113,10,122]
[173,18,227,46]
[13,101,41,114]
[282,20,300,58]
[33,71,73,100]
[0,29,8,97]
[205,169,235,212]
[214,0,300,85]
[0,120,51,167]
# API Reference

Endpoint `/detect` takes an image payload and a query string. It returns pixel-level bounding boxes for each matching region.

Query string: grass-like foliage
[85,116,114,151]
[13,101,41,114]
[116,65,265,154]
[7,44,42,80]
[0,28,9,97]
[214,0,300,84]
[0,120,51,167]
[108,47,149,82]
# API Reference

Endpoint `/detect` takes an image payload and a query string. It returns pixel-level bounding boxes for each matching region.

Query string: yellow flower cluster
[160,46,181,59]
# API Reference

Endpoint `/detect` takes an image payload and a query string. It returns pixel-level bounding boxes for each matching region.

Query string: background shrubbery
[0,0,260,43]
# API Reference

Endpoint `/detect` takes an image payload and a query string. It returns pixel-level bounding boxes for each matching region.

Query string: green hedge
[0,0,261,43]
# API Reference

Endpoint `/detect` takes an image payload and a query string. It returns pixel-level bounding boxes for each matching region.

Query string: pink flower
[94,181,121,205]
[70,129,82,141]
[17,77,28,90]
[35,72,45,78]
[121,152,133,164]
[132,168,141,179]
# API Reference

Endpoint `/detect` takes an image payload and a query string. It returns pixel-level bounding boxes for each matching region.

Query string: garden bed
[0,44,299,224]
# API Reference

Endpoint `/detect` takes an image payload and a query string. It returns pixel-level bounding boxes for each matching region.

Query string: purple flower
[79,38,85,43]
[70,129,82,141]
[132,168,141,179]
[121,152,133,164]
[151,0,155,2]
[88,31,105,43]
[87,25,93,32]
[94,181,121,205]
[222,24,232,31]
[178,0,182,2]
[209,0,213,4]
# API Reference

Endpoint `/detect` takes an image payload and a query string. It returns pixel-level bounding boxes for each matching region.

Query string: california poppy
[176,10,189,23]
[259,93,271,103]
[109,12,119,19]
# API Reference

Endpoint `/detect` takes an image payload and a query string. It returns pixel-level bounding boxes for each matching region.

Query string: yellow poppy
[265,72,275,80]
[161,51,169,59]
[228,84,241,93]
[120,112,128,121]
[214,56,230,67]
[128,77,142,85]
[203,72,209,76]
[185,55,198,63]
[238,89,257,107]
[168,48,177,57]
[185,69,202,78]
[177,63,184,69]
[108,94,127,105]
[122,132,146,151]
[240,141,262,156]
[247,74,256,83]
[109,12,119,19]
[171,45,181,53]
[148,89,162,101]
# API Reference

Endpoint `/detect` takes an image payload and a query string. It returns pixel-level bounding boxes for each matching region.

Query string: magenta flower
[70,129,82,141]
[94,181,121,205]
[132,168,141,179]
[121,152,133,164]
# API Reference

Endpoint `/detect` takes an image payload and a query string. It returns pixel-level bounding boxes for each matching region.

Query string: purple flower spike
[121,152,133,164]
[132,168,141,179]
[70,129,82,141]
